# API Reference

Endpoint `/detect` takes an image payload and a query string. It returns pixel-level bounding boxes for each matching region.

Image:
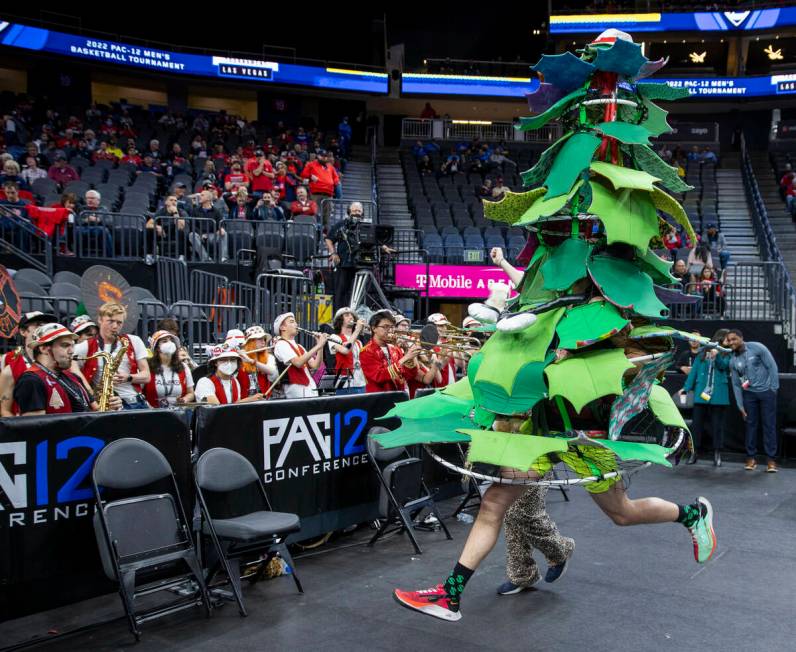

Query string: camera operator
[324,201,365,311]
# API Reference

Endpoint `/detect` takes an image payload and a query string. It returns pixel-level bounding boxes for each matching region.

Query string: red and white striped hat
[32,323,78,348]
[589,29,633,47]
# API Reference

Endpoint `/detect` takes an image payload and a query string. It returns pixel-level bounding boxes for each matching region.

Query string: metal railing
[18,294,79,326]
[741,134,796,347]
[401,118,562,144]
[0,205,53,274]
[63,211,149,260]
[169,301,252,356]
[156,256,190,305]
[255,271,321,347]
[154,216,225,263]
[190,268,230,305]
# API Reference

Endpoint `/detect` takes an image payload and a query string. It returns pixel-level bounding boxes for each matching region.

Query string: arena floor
[3,458,794,651]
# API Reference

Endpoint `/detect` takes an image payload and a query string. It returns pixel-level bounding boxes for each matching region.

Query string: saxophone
[85,341,129,411]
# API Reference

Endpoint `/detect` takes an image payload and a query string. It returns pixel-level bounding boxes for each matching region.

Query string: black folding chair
[91,438,211,641]
[367,428,452,554]
[194,447,303,617]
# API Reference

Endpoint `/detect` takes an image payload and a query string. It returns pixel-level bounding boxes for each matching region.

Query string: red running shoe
[393,584,462,622]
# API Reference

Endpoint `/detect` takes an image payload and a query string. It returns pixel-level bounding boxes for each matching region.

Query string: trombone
[392,332,480,355]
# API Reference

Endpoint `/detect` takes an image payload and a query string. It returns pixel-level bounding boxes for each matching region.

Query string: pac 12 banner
[194,392,406,541]
[0,409,193,621]
[0,21,388,94]
[394,263,519,299]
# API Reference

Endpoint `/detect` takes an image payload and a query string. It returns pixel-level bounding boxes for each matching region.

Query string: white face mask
[159,341,177,356]
[218,360,237,376]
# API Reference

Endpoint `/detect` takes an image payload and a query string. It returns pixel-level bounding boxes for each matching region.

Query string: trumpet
[392,332,480,355]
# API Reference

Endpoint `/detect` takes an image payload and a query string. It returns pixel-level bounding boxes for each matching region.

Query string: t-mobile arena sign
[394,264,519,298]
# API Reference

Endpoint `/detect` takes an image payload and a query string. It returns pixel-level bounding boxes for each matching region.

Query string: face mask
[159,341,177,356]
[218,361,237,376]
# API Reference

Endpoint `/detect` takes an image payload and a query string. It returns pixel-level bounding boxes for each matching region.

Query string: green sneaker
[688,496,716,563]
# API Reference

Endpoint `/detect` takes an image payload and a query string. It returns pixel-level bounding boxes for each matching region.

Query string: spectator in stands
[338,116,352,157]
[698,265,725,316]
[0,181,31,217]
[121,146,141,168]
[83,128,98,152]
[19,143,48,169]
[702,223,730,269]
[360,309,421,393]
[197,159,219,191]
[146,138,162,160]
[224,160,250,195]
[246,148,275,199]
[227,188,255,220]
[93,141,118,163]
[70,315,98,343]
[0,160,30,191]
[418,154,434,176]
[76,189,113,255]
[725,329,780,473]
[274,160,298,203]
[686,242,713,286]
[301,149,340,224]
[273,312,327,399]
[491,177,509,200]
[778,163,795,202]
[143,330,195,408]
[328,307,367,395]
[420,102,438,119]
[679,328,731,466]
[657,144,673,163]
[663,225,682,261]
[72,302,151,410]
[701,146,718,166]
[254,192,286,221]
[440,149,462,177]
[166,143,188,177]
[672,259,688,286]
[14,323,123,415]
[687,145,702,163]
[674,332,701,375]
[151,194,190,259]
[47,155,79,187]
[139,154,162,177]
[477,177,494,199]
[190,189,228,263]
[489,146,517,172]
[21,156,47,186]
[289,186,319,221]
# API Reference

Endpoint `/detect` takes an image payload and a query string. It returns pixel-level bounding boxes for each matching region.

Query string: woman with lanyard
[238,325,278,398]
[679,328,731,467]
[194,343,265,405]
[143,330,195,408]
[328,307,367,395]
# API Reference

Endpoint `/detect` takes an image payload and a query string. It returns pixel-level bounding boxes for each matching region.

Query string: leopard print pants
[504,484,575,586]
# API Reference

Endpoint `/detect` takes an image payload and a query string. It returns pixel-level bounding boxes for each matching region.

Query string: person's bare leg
[458,482,526,568]
[589,481,679,525]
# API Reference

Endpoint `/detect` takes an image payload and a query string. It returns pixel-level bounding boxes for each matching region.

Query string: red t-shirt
[246,158,274,192]
[224,172,249,193]
[26,205,70,237]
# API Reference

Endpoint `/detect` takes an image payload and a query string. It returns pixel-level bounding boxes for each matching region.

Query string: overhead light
[689,51,707,63]
[756,36,760,41]
[423,59,427,64]
[663,39,667,44]
[765,45,784,61]
[720,38,724,43]
[451,120,493,125]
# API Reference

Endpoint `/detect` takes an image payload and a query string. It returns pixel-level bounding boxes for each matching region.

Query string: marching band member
[194,343,264,404]
[329,307,367,395]
[72,302,151,410]
[0,311,57,416]
[238,325,278,398]
[360,310,422,394]
[70,315,99,342]
[224,328,246,350]
[272,312,327,399]
[143,330,195,407]
[427,312,458,387]
[14,323,122,415]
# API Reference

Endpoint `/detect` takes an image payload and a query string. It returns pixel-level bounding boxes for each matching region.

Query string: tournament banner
[195,392,406,541]
[0,410,192,621]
